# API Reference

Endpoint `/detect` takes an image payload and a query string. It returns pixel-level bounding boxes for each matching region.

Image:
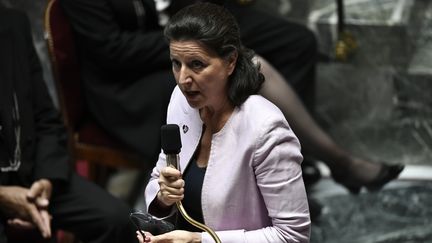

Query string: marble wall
[308,0,432,165]
[311,180,432,243]
[253,0,432,165]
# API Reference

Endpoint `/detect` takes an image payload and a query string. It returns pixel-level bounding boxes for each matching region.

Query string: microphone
[161,124,182,170]
[160,124,221,243]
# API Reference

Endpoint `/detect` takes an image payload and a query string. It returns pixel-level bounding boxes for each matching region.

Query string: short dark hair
[164,2,264,107]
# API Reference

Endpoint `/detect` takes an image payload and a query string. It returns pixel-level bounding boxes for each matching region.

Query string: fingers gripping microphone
[160,124,221,243]
[161,124,182,170]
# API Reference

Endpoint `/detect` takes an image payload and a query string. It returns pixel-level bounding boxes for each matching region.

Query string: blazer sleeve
[20,13,72,183]
[253,120,310,242]
[60,0,171,72]
[145,87,181,215]
[203,118,310,243]
[145,151,166,210]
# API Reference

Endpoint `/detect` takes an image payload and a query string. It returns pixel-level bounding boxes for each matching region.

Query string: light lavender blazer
[145,86,310,243]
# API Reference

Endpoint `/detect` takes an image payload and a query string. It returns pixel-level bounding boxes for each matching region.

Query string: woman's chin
[184,94,202,108]
[187,101,201,109]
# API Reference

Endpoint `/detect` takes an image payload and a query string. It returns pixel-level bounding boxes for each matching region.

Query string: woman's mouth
[184,90,200,99]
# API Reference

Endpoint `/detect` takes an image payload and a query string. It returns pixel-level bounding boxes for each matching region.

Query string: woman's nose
[178,68,192,85]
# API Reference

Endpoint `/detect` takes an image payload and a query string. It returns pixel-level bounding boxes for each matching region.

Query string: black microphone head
[161,124,182,154]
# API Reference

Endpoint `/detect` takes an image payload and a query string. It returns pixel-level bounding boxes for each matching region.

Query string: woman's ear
[227,50,238,76]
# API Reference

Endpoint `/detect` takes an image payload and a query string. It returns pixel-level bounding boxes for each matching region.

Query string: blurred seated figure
[59,0,404,210]
[0,5,137,243]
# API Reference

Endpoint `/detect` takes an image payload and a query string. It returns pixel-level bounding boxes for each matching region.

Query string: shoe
[365,163,405,192]
[332,163,405,194]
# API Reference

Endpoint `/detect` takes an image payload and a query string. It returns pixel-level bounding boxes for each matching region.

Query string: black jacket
[60,0,176,163]
[0,7,71,187]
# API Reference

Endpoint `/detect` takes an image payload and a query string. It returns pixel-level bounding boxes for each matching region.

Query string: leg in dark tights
[258,57,383,185]
[229,4,404,193]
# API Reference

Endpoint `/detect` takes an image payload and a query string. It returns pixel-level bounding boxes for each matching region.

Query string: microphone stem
[176,201,221,243]
[165,154,221,243]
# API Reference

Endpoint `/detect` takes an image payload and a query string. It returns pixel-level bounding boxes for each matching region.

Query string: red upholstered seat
[44,0,143,182]
[43,1,147,241]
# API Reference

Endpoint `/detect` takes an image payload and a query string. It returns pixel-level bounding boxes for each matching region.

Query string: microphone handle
[166,154,179,170]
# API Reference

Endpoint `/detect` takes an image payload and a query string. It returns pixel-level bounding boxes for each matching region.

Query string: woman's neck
[199,101,234,134]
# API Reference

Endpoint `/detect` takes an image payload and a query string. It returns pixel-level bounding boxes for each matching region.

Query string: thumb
[27,180,50,208]
[27,180,44,200]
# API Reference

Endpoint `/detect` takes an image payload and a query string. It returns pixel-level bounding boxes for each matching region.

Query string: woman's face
[169,40,236,110]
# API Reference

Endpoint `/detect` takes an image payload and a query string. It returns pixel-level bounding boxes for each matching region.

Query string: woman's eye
[191,60,204,69]
[171,60,181,70]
